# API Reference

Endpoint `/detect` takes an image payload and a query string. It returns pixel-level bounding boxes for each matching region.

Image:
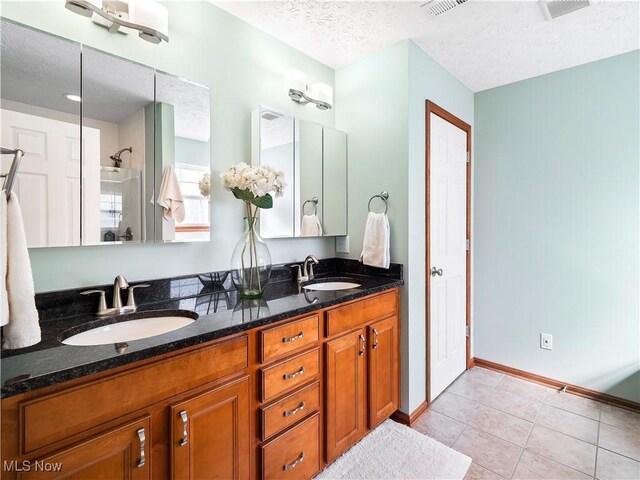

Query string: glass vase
[231,217,271,298]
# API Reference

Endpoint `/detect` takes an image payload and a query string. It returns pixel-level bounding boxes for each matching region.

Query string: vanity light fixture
[64,93,82,102]
[284,69,333,110]
[64,0,169,44]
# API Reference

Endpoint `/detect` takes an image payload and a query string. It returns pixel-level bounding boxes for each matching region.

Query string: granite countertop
[1,263,402,398]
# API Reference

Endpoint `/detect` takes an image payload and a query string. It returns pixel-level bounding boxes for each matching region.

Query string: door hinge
[466,239,470,251]
[466,325,470,338]
[466,152,470,163]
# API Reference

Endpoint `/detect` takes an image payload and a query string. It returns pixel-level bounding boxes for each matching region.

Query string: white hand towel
[301,214,323,237]
[360,212,391,269]
[3,192,41,349]
[157,166,185,223]
[1,194,8,327]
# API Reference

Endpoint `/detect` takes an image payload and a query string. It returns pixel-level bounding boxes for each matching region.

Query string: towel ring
[368,191,389,214]
[302,197,318,215]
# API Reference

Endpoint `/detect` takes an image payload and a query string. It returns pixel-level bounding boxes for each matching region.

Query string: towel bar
[367,191,389,214]
[1,147,24,199]
[302,197,318,216]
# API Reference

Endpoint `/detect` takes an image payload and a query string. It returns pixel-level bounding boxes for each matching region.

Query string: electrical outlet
[540,333,553,351]
[336,236,350,254]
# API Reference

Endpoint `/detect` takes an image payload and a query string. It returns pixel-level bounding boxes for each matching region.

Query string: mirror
[82,47,155,245]
[155,72,211,242]
[0,20,211,247]
[255,106,348,238]
[256,108,295,238]
[0,20,82,248]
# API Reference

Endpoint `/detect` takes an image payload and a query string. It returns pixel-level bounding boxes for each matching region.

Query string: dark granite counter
[1,258,403,398]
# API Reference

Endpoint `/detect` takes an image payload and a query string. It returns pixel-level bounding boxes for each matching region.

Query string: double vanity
[1,259,402,479]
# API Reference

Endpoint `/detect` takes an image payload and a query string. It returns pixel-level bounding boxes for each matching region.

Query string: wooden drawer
[260,348,319,403]
[20,336,248,454]
[326,290,397,337]
[261,413,320,480]
[260,315,319,363]
[260,381,320,441]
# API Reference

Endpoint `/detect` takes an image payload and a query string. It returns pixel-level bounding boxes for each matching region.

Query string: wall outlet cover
[336,236,350,254]
[540,333,553,350]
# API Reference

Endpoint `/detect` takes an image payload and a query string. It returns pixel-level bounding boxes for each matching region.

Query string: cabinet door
[171,376,250,480]
[324,329,366,463]
[19,417,150,480]
[368,316,400,429]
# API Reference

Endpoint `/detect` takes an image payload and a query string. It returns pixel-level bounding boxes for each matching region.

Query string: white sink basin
[62,316,196,346]
[303,281,361,291]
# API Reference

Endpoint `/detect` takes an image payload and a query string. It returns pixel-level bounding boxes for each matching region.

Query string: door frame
[425,100,472,403]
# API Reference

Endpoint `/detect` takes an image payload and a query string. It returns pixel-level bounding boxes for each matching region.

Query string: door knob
[431,267,443,277]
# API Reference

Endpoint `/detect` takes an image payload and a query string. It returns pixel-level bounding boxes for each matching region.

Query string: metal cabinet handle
[283,401,305,417]
[179,410,188,447]
[283,452,305,472]
[136,428,146,468]
[372,328,379,349]
[359,334,366,356]
[431,267,443,277]
[283,332,304,343]
[283,366,305,380]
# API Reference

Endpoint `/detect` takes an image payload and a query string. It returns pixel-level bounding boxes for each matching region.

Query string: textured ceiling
[213,0,640,92]
[1,20,210,141]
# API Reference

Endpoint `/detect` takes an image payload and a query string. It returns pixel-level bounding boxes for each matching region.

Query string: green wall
[335,40,474,413]
[0,0,337,292]
[474,51,640,402]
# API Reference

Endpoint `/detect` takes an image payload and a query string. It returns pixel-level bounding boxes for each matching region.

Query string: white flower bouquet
[199,172,211,199]
[220,162,286,298]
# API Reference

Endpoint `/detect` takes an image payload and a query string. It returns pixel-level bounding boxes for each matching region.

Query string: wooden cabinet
[19,417,150,480]
[325,330,367,463]
[171,376,250,480]
[2,287,400,480]
[367,316,399,429]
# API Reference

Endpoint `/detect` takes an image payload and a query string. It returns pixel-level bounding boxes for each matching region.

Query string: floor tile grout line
[507,387,547,479]
[593,405,602,478]
[596,445,640,463]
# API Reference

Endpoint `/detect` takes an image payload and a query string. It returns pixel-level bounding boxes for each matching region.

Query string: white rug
[316,419,471,480]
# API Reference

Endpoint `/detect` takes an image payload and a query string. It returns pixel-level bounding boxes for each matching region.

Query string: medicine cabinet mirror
[254,106,347,239]
[0,19,211,248]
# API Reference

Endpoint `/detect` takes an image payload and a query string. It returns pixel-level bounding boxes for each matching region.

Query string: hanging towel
[1,194,8,327]
[360,212,391,269]
[2,193,41,349]
[157,166,185,223]
[301,214,323,237]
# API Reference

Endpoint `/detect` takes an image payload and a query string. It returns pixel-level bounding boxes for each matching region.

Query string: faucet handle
[286,264,303,282]
[126,284,150,309]
[80,290,108,315]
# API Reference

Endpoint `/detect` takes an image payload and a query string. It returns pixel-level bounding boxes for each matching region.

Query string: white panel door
[429,112,468,401]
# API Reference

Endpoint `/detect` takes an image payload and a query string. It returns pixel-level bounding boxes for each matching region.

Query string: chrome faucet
[288,255,320,286]
[113,275,129,309]
[303,255,319,281]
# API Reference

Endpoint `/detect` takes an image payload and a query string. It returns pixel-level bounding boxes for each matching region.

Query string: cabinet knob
[136,428,146,468]
[283,401,305,417]
[283,332,304,343]
[283,452,305,472]
[179,410,188,447]
[283,366,305,380]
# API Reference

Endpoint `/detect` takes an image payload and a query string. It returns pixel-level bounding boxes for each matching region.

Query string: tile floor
[412,367,640,480]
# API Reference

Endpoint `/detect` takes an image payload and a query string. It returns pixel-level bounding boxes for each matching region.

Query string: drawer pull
[179,410,188,447]
[283,332,304,343]
[283,366,305,380]
[372,328,379,349]
[283,452,305,471]
[283,401,305,417]
[359,334,366,356]
[136,428,146,468]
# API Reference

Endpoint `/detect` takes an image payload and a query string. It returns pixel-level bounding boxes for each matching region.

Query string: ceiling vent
[540,0,590,20]
[261,110,283,121]
[422,0,469,17]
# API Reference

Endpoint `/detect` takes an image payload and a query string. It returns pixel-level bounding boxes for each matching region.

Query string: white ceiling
[213,0,640,92]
